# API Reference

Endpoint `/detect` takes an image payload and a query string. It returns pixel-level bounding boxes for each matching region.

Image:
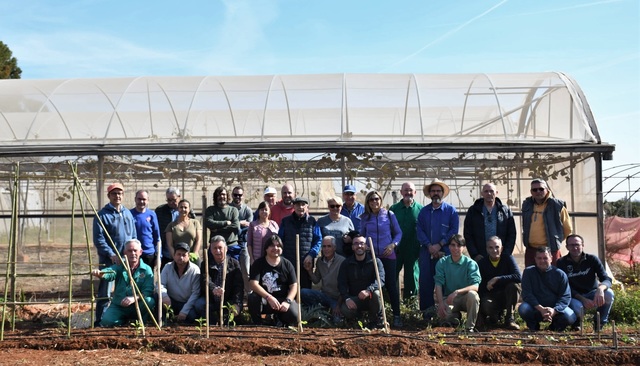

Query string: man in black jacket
[337,232,385,329]
[464,183,516,261]
[477,236,521,330]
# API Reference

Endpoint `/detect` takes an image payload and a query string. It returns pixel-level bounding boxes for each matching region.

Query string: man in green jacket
[390,182,423,301]
[92,239,156,327]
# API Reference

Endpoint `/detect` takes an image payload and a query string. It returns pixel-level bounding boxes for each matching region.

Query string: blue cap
[343,185,357,193]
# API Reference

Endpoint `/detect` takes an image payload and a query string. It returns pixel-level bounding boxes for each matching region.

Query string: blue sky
[1,0,638,199]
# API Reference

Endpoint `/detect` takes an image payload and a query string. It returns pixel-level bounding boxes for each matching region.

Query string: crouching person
[248,234,299,326]
[160,242,200,323]
[91,239,156,327]
[195,236,244,324]
[337,232,385,329]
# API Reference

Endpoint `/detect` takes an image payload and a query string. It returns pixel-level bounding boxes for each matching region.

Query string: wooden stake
[124,256,145,337]
[368,237,389,333]
[219,254,228,328]
[296,234,303,332]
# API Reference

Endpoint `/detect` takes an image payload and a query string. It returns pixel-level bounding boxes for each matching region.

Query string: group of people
[91,178,614,332]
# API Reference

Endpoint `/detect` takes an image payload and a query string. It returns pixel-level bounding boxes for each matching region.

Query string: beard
[431,196,442,204]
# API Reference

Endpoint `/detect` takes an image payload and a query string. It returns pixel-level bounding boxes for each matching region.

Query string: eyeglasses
[353,241,367,246]
[233,194,243,198]
[567,243,582,248]
[531,188,546,192]
[328,204,341,209]
[321,245,333,248]
[167,198,178,203]
[368,197,381,202]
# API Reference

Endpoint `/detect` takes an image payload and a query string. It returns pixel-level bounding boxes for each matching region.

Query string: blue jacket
[557,252,612,296]
[521,265,571,312]
[130,208,161,256]
[360,208,402,259]
[93,204,137,261]
[279,213,322,263]
[417,202,459,256]
[463,197,516,257]
[341,202,365,231]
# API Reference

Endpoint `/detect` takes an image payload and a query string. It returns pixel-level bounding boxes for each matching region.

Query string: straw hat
[423,179,450,199]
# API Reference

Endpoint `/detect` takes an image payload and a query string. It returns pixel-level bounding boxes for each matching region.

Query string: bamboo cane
[204,240,210,338]
[1,164,19,340]
[219,254,228,328]
[296,234,303,332]
[124,256,145,337]
[10,164,19,331]
[367,237,389,333]
[156,241,162,328]
[67,171,77,338]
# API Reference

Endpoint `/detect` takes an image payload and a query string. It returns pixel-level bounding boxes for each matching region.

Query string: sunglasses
[328,204,341,209]
[368,197,381,202]
[233,194,243,198]
[531,188,546,192]
[321,245,333,248]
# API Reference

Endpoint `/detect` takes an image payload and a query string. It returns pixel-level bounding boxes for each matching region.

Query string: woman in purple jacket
[360,190,403,328]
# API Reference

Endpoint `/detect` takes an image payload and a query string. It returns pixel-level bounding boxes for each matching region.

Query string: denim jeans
[518,301,576,331]
[300,288,337,310]
[570,288,614,324]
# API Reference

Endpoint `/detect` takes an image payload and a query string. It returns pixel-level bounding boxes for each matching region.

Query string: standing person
[230,186,254,296]
[91,239,155,327]
[434,235,481,332]
[195,236,244,323]
[155,187,194,269]
[247,201,279,265]
[463,183,516,261]
[360,190,403,328]
[248,234,299,326]
[131,189,161,269]
[477,236,521,330]
[337,232,386,329]
[556,234,614,330]
[279,197,322,289]
[522,178,573,267]
[204,187,240,250]
[389,182,423,301]
[160,242,201,323]
[165,199,203,261]
[416,179,459,320]
[341,184,364,231]
[270,183,296,226]
[519,247,576,331]
[317,196,354,256]
[93,183,137,326]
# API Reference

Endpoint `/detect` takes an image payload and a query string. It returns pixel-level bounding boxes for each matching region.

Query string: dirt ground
[0,305,638,366]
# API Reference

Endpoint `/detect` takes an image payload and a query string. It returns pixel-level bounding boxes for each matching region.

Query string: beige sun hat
[423,179,450,199]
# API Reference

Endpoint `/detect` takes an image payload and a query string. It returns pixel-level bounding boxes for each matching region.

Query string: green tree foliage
[0,41,22,79]
[604,199,640,218]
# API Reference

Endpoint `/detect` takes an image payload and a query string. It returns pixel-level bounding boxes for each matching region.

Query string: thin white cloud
[379,0,510,72]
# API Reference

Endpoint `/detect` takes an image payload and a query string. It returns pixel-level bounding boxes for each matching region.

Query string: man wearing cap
[204,187,240,254]
[131,189,161,269]
[522,178,572,267]
[160,242,201,323]
[253,186,278,221]
[93,182,137,326]
[389,182,423,301]
[341,184,364,231]
[416,179,459,320]
[270,183,296,226]
[278,197,322,289]
[155,187,194,269]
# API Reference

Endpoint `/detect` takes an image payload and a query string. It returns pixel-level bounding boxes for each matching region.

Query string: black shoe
[440,318,461,328]
[393,316,403,328]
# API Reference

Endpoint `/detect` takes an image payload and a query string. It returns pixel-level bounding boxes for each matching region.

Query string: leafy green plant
[357,320,371,333]
[514,340,523,349]
[300,304,332,328]
[222,302,237,327]
[195,317,206,336]
[164,304,175,323]
[130,320,143,337]
[609,286,640,325]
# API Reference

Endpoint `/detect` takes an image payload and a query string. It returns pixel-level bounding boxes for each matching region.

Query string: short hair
[135,189,149,197]
[263,234,283,257]
[232,185,244,192]
[323,236,336,246]
[486,236,502,247]
[346,230,363,241]
[327,196,344,206]
[531,178,547,187]
[125,239,142,251]
[166,187,181,196]
[210,235,226,244]
[449,234,466,246]
[536,246,552,256]
[566,234,584,244]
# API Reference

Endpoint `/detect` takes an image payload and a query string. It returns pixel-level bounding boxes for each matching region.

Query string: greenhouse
[0,72,615,300]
